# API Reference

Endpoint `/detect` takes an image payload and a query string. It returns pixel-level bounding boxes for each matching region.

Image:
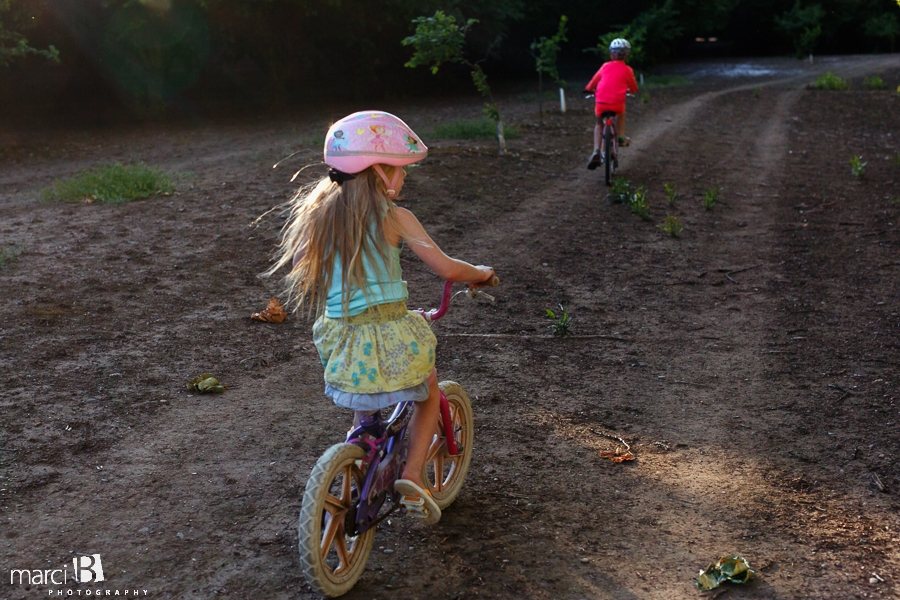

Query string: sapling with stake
[403,12,508,155]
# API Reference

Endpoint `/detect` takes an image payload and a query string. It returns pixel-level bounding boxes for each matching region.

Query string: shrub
[863,76,886,90]
[41,163,174,203]
[813,72,850,91]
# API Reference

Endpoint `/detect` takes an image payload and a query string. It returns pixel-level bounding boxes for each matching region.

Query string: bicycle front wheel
[424,381,474,510]
[298,443,374,597]
[604,128,614,186]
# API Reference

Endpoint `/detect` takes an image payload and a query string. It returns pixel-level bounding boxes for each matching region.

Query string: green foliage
[585,0,682,70]
[431,118,518,140]
[641,92,650,103]
[640,74,691,89]
[889,197,899,207]
[0,0,59,67]
[404,10,506,153]
[402,11,475,75]
[102,1,210,114]
[0,245,21,268]
[41,163,174,204]
[753,87,763,98]
[892,154,900,167]
[863,76,886,90]
[607,178,634,204]
[775,1,825,57]
[814,71,850,90]
[863,12,899,52]
[657,215,683,237]
[850,155,867,179]
[664,182,678,206]
[627,184,650,220]
[608,178,649,219]
[530,15,568,87]
[545,304,571,337]
[702,185,721,210]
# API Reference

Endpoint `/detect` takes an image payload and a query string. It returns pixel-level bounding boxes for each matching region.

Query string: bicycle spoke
[324,493,345,513]
[320,509,342,561]
[432,453,445,491]
[333,528,351,573]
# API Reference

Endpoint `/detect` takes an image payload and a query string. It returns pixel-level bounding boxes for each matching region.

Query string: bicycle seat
[599,110,617,119]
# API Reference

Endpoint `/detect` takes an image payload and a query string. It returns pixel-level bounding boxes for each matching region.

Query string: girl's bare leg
[617,113,626,139]
[400,369,440,487]
[593,117,602,152]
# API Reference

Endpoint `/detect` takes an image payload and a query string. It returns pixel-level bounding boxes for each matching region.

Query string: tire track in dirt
[440,55,900,599]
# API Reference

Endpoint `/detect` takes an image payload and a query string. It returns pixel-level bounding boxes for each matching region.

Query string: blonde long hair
[265,165,408,317]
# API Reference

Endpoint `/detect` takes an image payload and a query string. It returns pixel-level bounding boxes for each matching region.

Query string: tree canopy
[2,0,898,113]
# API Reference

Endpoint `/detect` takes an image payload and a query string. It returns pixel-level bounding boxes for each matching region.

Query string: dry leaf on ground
[251,298,286,323]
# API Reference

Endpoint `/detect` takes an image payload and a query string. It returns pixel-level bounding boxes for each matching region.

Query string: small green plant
[607,178,633,204]
[546,304,572,337]
[0,246,22,268]
[863,76,886,90]
[42,163,174,203]
[752,87,762,98]
[664,182,678,206]
[657,215,683,237]
[431,118,519,140]
[702,185,721,210]
[850,155,867,179]
[813,71,850,90]
[888,197,899,207]
[893,154,900,167]
[641,92,650,103]
[626,184,650,220]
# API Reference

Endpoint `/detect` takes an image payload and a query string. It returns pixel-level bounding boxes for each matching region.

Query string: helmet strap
[372,164,403,199]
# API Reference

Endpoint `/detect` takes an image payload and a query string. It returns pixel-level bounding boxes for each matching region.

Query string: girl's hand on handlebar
[469,266,496,287]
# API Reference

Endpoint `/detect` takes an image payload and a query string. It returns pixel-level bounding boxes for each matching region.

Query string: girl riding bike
[265,110,494,525]
[585,38,638,169]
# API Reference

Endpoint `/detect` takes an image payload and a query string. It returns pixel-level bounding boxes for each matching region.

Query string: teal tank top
[324,239,408,318]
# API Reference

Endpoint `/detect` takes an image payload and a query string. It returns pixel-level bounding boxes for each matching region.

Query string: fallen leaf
[251,298,287,323]
[187,373,227,394]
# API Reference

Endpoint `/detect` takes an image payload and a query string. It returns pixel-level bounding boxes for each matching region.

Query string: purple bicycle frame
[346,280,460,533]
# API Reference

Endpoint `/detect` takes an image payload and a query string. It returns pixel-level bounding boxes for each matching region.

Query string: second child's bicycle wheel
[604,127,615,187]
[424,381,474,510]
[298,443,374,597]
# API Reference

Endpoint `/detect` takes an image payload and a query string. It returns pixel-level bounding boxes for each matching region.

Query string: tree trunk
[496,120,507,156]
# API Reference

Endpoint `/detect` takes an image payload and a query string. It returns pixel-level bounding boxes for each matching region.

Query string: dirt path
[1,55,899,600]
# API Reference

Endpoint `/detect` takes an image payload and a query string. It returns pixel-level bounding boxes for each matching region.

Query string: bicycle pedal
[400,495,425,508]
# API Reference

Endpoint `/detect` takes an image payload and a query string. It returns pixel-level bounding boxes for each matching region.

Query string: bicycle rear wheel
[298,443,374,597]
[423,381,474,510]
[604,127,614,186]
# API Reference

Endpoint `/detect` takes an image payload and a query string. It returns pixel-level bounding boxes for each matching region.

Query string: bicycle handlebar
[415,277,499,323]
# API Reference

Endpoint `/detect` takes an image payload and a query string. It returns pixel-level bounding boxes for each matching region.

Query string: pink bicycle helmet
[324,111,428,198]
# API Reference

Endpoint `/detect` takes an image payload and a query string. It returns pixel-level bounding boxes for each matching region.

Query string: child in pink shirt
[585,38,638,169]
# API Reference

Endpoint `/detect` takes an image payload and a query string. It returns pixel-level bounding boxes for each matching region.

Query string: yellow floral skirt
[313,301,436,407]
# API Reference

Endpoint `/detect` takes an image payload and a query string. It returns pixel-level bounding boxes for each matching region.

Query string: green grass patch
[430,118,520,140]
[41,162,174,204]
[813,72,850,91]
[640,74,691,89]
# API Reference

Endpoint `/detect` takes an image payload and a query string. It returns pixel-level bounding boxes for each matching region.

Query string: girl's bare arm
[392,207,493,284]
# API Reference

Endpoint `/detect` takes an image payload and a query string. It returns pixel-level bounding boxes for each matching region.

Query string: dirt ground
[2,54,899,600]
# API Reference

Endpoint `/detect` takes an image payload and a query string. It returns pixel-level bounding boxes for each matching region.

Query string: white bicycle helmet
[609,38,631,59]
